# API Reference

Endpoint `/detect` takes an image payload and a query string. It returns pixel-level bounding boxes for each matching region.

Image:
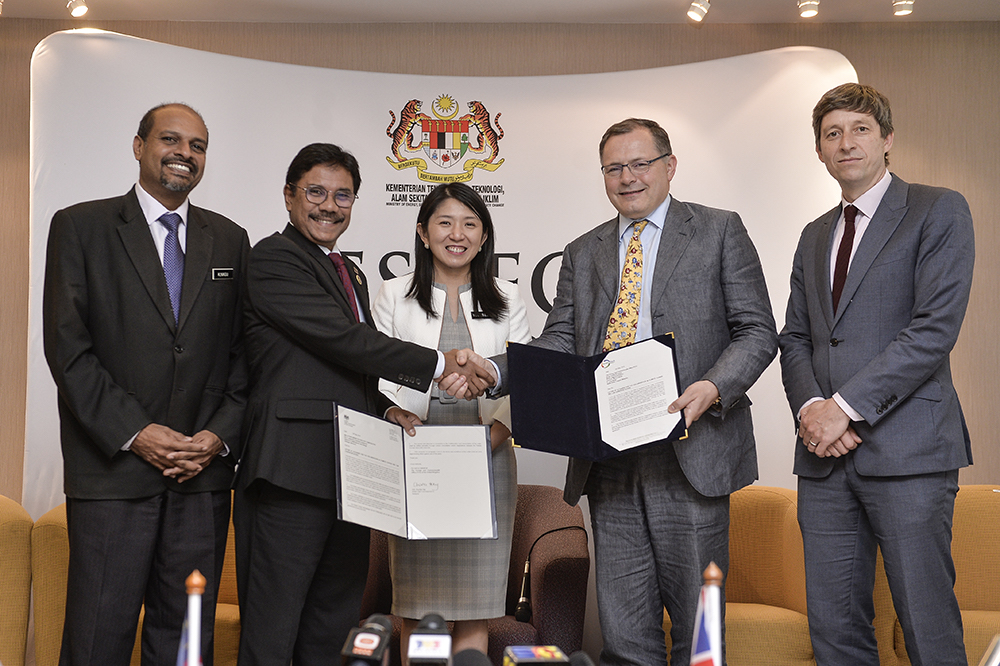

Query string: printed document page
[404,425,495,540]
[594,340,680,451]
[337,407,408,537]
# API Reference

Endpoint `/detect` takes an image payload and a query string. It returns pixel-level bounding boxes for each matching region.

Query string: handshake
[436,349,498,400]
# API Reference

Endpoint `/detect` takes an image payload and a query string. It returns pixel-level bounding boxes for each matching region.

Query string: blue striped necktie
[158,212,184,325]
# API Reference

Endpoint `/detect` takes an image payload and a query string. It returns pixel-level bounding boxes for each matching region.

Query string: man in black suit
[234,143,492,666]
[43,103,250,665]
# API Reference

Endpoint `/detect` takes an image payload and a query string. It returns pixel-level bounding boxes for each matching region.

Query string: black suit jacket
[43,187,250,500]
[237,223,438,500]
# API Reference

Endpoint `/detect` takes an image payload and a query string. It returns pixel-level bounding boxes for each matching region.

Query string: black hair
[406,182,508,321]
[284,143,362,194]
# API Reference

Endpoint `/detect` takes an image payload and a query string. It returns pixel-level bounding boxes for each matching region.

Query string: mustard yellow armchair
[663,485,815,666]
[0,494,33,666]
[725,485,813,666]
[31,501,241,666]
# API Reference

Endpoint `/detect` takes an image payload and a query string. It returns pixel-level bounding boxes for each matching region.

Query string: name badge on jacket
[212,268,234,280]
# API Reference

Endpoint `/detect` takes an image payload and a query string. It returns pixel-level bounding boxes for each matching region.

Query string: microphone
[453,649,492,666]
[514,558,532,623]
[502,646,569,663]
[341,613,393,666]
[408,612,452,665]
[567,652,595,666]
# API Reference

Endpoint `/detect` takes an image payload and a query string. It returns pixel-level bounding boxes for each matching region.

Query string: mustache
[310,212,345,224]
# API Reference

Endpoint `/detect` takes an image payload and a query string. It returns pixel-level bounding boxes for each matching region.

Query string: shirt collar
[843,170,892,221]
[617,194,671,240]
[135,182,189,227]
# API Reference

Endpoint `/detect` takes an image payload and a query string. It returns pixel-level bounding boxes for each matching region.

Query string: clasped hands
[798,398,862,458]
[384,349,497,437]
[130,423,224,482]
[437,348,496,400]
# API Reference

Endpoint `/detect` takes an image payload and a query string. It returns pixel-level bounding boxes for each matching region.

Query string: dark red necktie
[832,204,858,312]
[329,252,360,322]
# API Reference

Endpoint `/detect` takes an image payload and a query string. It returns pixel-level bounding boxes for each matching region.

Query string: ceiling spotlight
[67,0,88,17]
[797,0,819,18]
[892,0,914,16]
[687,0,710,22]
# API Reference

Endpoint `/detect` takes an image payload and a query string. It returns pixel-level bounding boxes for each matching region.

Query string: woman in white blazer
[372,182,532,660]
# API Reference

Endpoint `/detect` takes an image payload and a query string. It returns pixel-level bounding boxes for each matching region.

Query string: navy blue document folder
[507,334,686,461]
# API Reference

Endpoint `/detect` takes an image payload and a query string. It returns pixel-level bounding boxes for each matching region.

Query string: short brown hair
[812,83,893,166]
[599,118,672,160]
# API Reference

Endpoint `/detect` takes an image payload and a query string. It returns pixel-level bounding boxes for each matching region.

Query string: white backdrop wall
[26,30,854,518]
[27,31,854,656]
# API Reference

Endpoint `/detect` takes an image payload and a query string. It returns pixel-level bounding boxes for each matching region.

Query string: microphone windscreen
[415,612,448,633]
[362,613,393,633]
[568,651,596,666]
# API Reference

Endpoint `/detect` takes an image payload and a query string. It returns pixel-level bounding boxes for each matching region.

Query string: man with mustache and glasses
[234,143,494,666]
[43,103,250,665]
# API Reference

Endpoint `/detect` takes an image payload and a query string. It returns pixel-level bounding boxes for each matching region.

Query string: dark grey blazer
[43,187,250,499]
[779,174,975,478]
[498,198,777,505]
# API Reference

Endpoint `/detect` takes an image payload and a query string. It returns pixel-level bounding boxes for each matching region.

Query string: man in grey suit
[43,103,249,664]
[482,118,777,665]
[779,83,974,666]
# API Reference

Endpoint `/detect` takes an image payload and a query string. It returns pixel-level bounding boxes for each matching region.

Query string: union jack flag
[689,583,721,666]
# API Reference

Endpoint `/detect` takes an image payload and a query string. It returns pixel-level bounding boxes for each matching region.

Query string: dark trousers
[60,490,230,666]
[234,481,370,666]
[798,456,966,666]
[585,444,730,666]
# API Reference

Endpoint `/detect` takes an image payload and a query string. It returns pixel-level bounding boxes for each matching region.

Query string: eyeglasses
[600,152,671,178]
[288,184,358,208]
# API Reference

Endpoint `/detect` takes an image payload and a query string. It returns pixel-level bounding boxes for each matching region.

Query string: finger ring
[808,441,817,448]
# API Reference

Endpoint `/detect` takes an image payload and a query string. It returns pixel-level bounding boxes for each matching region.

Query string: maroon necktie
[832,204,858,312]
[329,252,360,322]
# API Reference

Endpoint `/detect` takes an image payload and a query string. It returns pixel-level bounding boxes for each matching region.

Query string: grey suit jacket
[778,174,974,478]
[499,198,777,505]
[43,187,250,499]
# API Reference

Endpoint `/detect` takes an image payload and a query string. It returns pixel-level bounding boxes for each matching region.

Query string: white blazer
[371,275,532,426]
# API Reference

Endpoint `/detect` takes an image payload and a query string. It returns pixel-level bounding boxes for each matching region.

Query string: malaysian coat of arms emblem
[386,94,504,183]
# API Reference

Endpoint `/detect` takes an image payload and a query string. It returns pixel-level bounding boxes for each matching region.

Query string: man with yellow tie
[489,117,777,665]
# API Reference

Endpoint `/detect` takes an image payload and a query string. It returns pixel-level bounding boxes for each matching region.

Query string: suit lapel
[833,175,908,326]
[649,199,694,313]
[343,254,375,328]
[593,218,620,304]
[816,206,840,328]
[282,224,360,324]
[588,219,621,354]
[178,207,212,331]
[116,190,177,331]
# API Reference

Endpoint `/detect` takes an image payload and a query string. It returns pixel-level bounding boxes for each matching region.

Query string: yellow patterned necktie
[604,219,649,351]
